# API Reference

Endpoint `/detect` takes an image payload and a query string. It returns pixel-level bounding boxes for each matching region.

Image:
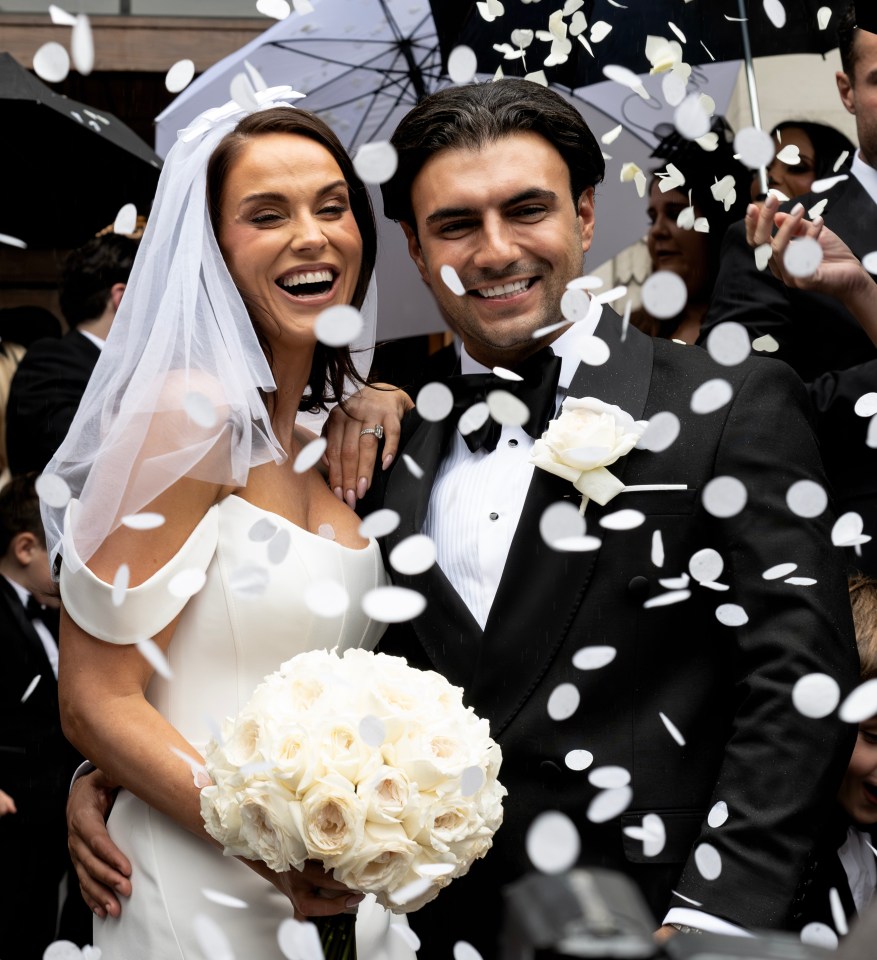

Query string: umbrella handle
[738,0,769,195]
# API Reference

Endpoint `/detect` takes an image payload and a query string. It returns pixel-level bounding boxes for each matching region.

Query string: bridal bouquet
[200,647,505,957]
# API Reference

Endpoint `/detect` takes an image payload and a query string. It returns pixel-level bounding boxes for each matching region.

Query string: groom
[69,80,859,957]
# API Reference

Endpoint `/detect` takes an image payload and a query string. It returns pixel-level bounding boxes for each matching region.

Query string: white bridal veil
[41,86,378,573]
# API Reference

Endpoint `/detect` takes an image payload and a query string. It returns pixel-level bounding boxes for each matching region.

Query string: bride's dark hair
[207,107,377,412]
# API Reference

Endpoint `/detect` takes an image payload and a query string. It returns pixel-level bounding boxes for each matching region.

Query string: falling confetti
[293,437,327,473]
[839,679,877,724]
[702,475,747,518]
[358,508,400,539]
[304,579,349,617]
[32,42,70,83]
[547,683,580,721]
[389,534,437,575]
[690,378,733,414]
[362,585,426,622]
[637,411,680,452]
[641,271,687,320]
[708,800,729,827]
[137,637,172,680]
[353,140,398,184]
[572,645,616,670]
[786,479,828,518]
[314,305,363,347]
[565,749,594,771]
[417,382,454,422]
[526,810,580,873]
[184,391,218,429]
[165,59,195,93]
[694,842,722,880]
[715,603,748,627]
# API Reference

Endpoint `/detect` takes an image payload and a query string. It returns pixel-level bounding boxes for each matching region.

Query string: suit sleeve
[672,358,860,928]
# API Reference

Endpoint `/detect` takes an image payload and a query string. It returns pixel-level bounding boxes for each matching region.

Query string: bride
[44,92,414,958]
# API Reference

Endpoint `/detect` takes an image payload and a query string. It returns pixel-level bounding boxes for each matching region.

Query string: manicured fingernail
[813,215,824,227]
[357,477,367,499]
[345,490,356,509]
[346,894,365,908]
[791,202,804,215]
[382,454,394,470]
[333,486,343,501]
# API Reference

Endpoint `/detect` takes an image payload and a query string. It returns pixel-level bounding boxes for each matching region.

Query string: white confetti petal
[817,7,833,31]
[184,391,217,428]
[277,917,324,959]
[715,603,748,626]
[358,714,385,747]
[547,683,580,721]
[785,576,816,586]
[317,523,335,541]
[389,534,436,575]
[754,243,773,272]
[637,411,680,452]
[588,785,633,823]
[20,674,41,703]
[601,124,623,145]
[202,888,248,908]
[689,548,723,584]
[42,944,83,960]
[565,749,594,771]
[626,812,667,857]
[460,765,484,797]
[448,45,478,83]
[268,529,291,564]
[256,0,291,17]
[112,563,129,607]
[832,512,870,547]
[362,585,426,623]
[293,437,327,474]
[49,5,77,26]
[137,636,172,679]
[599,509,645,531]
[783,237,823,279]
[315,305,363,347]
[734,127,776,169]
[863,251,877,274]
[572,645,616,670]
[659,711,686,745]
[694,842,722,880]
[416,382,454,422]
[776,143,800,165]
[165,59,195,93]
[786,479,827,518]
[674,94,711,140]
[248,518,277,542]
[391,924,422,951]
[641,270,687,319]
[230,71,259,111]
[402,454,424,478]
[644,589,691,608]
[752,333,779,352]
[440,264,466,296]
[112,202,138,236]
[793,673,842,718]
[229,564,269,597]
[708,800,729,827]
[0,233,27,249]
[121,511,165,531]
[560,286,592,322]
[304,579,349,618]
[839,679,877,723]
[662,71,688,108]
[359,508,400,539]
[702,476,747,517]
[35,473,71,509]
[854,392,877,417]
[540,501,585,548]
[690,378,733,414]
[652,530,665,567]
[526,810,580,873]
[763,562,798,580]
[594,285,628,305]
[829,886,849,936]
[168,568,206,599]
[705,321,750,366]
[72,14,95,76]
[589,765,630,788]
[193,912,234,960]
[353,141,398,184]
[577,335,610,366]
[801,923,838,950]
[603,64,650,99]
[487,390,529,427]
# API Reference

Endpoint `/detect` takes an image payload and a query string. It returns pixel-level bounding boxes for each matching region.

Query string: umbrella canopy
[434,0,848,90]
[0,52,162,250]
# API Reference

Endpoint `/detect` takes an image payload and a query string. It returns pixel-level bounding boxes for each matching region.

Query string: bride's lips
[274,264,341,305]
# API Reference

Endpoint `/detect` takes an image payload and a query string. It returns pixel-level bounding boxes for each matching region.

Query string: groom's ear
[401,222,431,288]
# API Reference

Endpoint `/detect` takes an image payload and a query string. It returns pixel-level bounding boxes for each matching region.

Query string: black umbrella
[432,0,848,92]
[1,51,162,250]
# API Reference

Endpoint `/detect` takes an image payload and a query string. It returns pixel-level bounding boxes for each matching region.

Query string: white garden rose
[300,775,365,862]
[530,396,648,508]
[334,821,419,895]
[236,780,308,872]
[357,764,412,823]
[199,784,249,856]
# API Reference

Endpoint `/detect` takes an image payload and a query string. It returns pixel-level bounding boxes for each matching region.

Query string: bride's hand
[323,383,414,508]
[67,767,131,918]
[271,859,364,920]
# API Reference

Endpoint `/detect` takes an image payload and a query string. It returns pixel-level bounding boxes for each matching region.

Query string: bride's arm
[59,477,359,921]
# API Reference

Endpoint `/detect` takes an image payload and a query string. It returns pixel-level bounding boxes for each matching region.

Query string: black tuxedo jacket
[365,315,860,958]
[5,329,100,475]
[700,174,877,574]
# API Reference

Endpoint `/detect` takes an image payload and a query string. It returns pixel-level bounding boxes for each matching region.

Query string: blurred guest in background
[630,118,750,344]
[5,233,138,475]
[0,473,90,957]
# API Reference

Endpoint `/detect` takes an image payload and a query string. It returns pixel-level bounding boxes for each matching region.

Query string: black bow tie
[448,348,562,453]
[25,594,59,637]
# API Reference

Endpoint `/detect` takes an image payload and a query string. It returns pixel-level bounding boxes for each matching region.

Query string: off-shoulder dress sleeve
[59,499,220,645]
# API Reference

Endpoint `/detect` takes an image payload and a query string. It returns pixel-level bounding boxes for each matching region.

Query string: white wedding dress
[61,494,416,960]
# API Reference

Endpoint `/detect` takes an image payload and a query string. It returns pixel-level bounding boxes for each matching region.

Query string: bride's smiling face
[216,132,363,345]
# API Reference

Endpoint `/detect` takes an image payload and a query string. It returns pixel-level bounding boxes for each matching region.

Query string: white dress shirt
[4,575,59,679]
[851,150,877,206]
[421,300,603,629]
[839,825,877,915]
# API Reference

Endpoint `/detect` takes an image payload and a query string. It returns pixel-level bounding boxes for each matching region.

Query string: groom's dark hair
[382,78,605,233]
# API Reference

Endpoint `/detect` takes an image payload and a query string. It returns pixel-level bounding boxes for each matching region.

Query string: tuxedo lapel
[382,413,483,688]
[475,312,655,733]
[822,177,877,265]
[0,576,55,679]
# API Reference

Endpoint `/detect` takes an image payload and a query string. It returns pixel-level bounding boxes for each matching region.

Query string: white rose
[199,783,250,856]
[334,821,419,894]
[530,396,648,506]
[235,780,308,872]
[300,775,365,864]
[311,720,378,784]
[356,764,413,824]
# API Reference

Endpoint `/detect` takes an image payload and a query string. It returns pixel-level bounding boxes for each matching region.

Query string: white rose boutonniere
[530,396,648,513]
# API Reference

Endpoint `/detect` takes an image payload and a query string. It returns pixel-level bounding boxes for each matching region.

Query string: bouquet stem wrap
[316,914,356,960]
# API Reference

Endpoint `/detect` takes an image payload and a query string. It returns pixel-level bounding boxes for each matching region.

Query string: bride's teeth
[281,269,333,288]
[477,279,529,298]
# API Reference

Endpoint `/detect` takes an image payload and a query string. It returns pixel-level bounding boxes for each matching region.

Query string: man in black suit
[5,233,138,475]
[66,80,860,958]
[700,2,877,574]
[0,474,89,957]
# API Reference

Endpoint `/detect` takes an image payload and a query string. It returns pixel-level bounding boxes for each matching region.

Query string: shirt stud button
[489,512,499,521]
[508,438,518,447]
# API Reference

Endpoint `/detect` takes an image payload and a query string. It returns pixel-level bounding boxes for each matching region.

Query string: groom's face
[401,131,595,369]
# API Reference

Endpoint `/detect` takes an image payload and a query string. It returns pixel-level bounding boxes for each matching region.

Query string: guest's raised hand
[323,383,414,507]
[0,787,16,816]
[67,768,131,918]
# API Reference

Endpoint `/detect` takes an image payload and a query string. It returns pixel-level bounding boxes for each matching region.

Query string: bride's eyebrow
[239,181,350,206]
